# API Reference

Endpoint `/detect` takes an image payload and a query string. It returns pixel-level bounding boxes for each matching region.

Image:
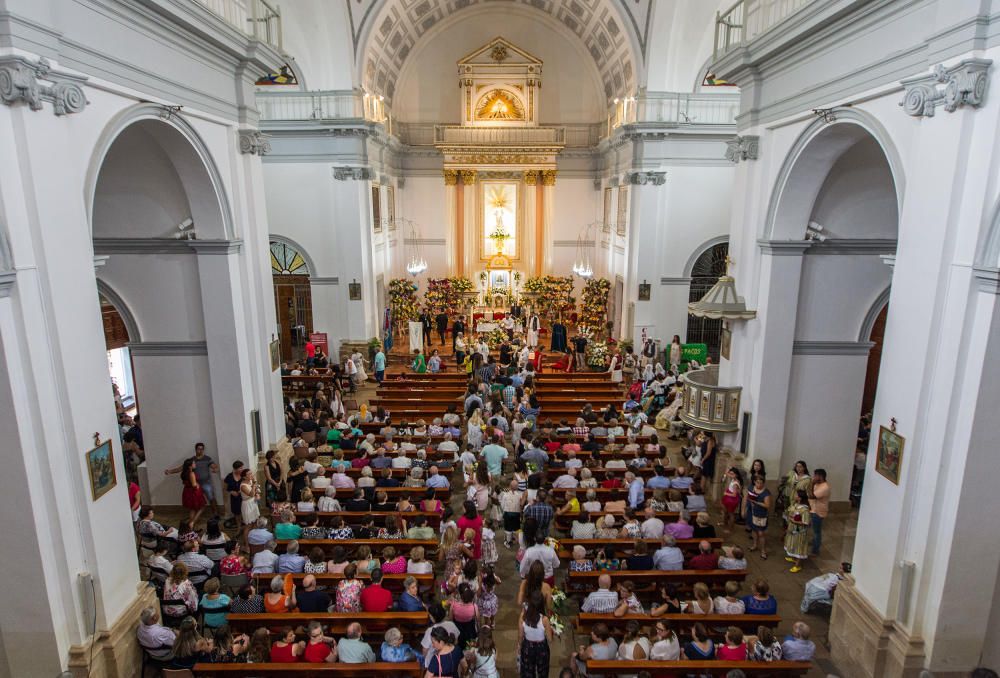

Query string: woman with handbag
[746,474,772,559]
[423,626,465,678]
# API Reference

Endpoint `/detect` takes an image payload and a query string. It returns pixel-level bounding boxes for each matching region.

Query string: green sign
[680,343,707,370]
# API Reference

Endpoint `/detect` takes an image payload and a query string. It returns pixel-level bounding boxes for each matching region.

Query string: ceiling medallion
[490,45,509,63]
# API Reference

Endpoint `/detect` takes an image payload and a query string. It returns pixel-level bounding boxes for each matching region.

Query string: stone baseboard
[66,582,159,678]
[829,575,926,677]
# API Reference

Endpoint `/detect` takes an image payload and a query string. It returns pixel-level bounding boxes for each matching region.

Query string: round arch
[764,108,905,241]
[84,103,234,240]
[859,286,892,342]
[683,235,730,278]
[269,234,316,276]
[96,278,142,343]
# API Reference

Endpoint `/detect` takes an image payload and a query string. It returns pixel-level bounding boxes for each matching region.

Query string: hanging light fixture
[687,256,756,320]
[573,222,597,278]
[404,219,428,277]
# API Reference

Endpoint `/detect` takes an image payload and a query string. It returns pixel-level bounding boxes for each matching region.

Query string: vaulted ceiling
[346,0,652,103]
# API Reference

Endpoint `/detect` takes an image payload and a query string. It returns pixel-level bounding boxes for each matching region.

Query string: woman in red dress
[180,458,207,525]
[552,352,574,373]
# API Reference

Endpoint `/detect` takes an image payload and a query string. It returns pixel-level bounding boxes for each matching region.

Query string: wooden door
[273,275,313,361]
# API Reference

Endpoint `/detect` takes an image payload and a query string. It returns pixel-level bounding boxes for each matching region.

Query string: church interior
[2,0,1000,677]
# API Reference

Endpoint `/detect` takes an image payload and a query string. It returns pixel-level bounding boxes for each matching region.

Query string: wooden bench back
[194,661,423,677]
[585,660,812,676]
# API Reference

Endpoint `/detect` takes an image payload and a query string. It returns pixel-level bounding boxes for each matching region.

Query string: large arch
[764,108,905,241]
[683,235,729,278]
[95,278,142,344]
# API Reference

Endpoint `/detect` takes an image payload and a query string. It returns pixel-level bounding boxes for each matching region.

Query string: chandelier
[572,222,597,278]
[402,219,428,276]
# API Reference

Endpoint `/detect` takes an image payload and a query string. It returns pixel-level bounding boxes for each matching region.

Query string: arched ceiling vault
[348,0,651,103]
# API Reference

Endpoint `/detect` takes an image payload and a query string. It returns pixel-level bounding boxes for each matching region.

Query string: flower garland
[580,277,611,334]
[388,278,420,325]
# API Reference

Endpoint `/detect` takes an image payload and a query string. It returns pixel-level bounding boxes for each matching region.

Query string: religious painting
[720,327,732,360]
[638,282,651,301]
[86,439,117,501]
[387,185,396,230]
[372,185,382,233]
[875,426,905,485]
[269,339,280,372]
[490,269,511,291]
[603,188,613,233]
[480,181,520,260]
[474,88,525,121]
[349,281,363,301]
[616,186,628,236]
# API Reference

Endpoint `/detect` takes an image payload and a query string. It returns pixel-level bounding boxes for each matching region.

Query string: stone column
[444,170,458,274]
[459,170,477,277]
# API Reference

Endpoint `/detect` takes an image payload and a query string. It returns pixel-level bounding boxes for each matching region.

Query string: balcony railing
[714,0,815,58]
[256,90,392,132]
[193,0,283,50]
[605,92,740,137]
[679,365,742,433]
[433,125,566,146]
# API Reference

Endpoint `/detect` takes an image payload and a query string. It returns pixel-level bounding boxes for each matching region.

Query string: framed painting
[875,425,905,485]
[637,282,651,301]
[616,186,628,236]
[269,339,280,371]
[349,281,362,301]
[86,439,117,501]
[387,185,396,230]
[372,185,382,233]
[603,187,613,233]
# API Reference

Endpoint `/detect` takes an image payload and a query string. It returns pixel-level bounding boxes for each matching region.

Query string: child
[480,518,499,568]
[439,506,457,536]
[477,567,501,629]
[177,519,198,544]
[460,445,478,485]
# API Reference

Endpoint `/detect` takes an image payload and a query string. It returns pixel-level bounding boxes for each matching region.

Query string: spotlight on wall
[805,221,827,243]
[173,217,196,240]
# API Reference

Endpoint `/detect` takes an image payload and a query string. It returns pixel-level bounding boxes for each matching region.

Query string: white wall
[98,255,206,340]
[810,136,898,239]
[794,255,891,341]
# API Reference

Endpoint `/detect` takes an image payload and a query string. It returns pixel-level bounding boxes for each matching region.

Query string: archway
[97,283,143,482]
[269,237,314,360]
[686,240,729,360]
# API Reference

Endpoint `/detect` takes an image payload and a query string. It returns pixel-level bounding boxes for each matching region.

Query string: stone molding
[792,340,875,356]
[129,341,208,356]
[660,276,692,286]
[725,135,759,163]
[93,255,110,269]
[974,266,1000,294]
[627,171,666,186]
[900,58,992,117]
[0,55,88,116]
[238,129,271,155]
[757,239,811,255]
[403,238,446,246]
[67,583,158,678]
[187,239,243,255]
[92,238,240,255]
[332,166,372,181]
[804,238,897,255]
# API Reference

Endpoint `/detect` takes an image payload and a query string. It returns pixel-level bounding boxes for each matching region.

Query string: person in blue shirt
[426,466,451,489]
[647,465,672,490]
[381,627,419,662]
[626,472,645,508]
[373,347,386,385]
[397,576,426,612]
[742,579,779,615]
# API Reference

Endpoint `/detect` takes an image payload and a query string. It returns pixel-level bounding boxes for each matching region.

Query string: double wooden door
[273,275,313,361]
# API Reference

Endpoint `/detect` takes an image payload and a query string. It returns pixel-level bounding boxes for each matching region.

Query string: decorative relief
[724,135,759,163]
[459,169,477,185]
[900,59,992,117]
[524,170,539,186]
[627,171,666,186]
[540,170,557,186]
[238,130,271,155]
[333,166,372,181]
[0,56,88,116]
[443,170,459,186]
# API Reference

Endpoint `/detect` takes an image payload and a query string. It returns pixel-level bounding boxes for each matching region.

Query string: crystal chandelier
[572,222,597,278]
[403,219,428,276]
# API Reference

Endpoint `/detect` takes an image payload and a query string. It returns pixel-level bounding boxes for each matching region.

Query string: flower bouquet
[580,277,611,334]
[586,340,610,370]
[549,615,566,638]
[551,587,568,614]
[484,326,507,348]
[388,278,420,324]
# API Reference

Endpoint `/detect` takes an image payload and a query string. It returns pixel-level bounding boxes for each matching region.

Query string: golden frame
[86,439,117,501]
[477,179,523,262]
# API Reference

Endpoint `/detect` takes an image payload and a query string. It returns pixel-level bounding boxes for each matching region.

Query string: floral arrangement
[551,588,568,614]
[425,277,475,316]
[586,340,610,370]
[580,277,611,334]
[388,278,420,324]
[523,275,575,319]
[549,615,566,637]
[483,326,508,348]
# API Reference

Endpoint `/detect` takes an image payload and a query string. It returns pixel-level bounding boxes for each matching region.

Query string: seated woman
[270,627,306,663]
[551,351,574,373]
[381,546,407,574]
[381,627,419,662]
[263,574,297,613]
[569,545,594,572]
[570,511,597,539]
[407,545,434,574]
[397,576,426,612]
[169,617,212,669]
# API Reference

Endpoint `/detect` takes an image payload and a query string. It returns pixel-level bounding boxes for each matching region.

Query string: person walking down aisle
[518,591,553,678]
[809,468,830,556]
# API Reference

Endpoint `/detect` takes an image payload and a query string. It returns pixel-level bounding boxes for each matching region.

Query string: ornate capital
[0,56,88,116]
[540,170,557,186]
[443,169,459,186]
[900,58,992,117]
[627,171,666,186]
[725,135,760,163]
[459,169,477,185]
[238,129,270,155]
[333,166,372,181]
[524,170,539,186]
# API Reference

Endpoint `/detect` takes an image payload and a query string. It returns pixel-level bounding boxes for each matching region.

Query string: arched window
[270,241,310,275]
[269,240,313,360]
[687,242,729,361]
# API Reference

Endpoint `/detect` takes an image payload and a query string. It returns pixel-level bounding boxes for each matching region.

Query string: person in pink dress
[456,500,484,560]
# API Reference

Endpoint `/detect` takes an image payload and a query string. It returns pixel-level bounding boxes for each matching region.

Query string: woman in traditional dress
[608,349,623,384]
[180,458,206,525]
[784,489,812,572]
[239,468,260,535]
[350,350,368,385]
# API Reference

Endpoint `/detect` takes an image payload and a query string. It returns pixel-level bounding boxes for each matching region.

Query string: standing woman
[351,349,368,385]
[239,468,260,542]
[180,459,207,525]
[265,450,284,504]
[608,349,623,384]
[424,626,465,678]
[747,474,772,559]
[669,335,682,374]
[412,349,427,374]
[744,459,766,533]
[699,432,717,494]
[518,591,553,678]
[456,501,484,560]
[455,333,467,367]
[783,489,812,573]
[720,467,743,533]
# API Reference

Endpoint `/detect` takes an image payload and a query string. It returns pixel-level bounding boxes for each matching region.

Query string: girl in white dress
[350,351,368,384]
[239,469,260,526]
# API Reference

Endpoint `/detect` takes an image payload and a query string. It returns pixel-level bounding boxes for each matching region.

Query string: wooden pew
[278,539,438,557]
[575,612,780,636]
[585,660,812,676]
[195,662,423,677]
[225,611,429,636]
[556,537,721,559]
[545,466,674,480]
[549,486,693,501]
[325,487,451,499]
[261,572,435,594]
[294,511,442,528]
[566,568,747,595]
[554,510,680,531]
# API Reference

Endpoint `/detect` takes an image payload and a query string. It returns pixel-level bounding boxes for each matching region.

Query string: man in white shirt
[176,540,214,585]
[136,607,177,660]
[580,574,620,614]
[437,432,460,456]
[391,452,412,469]
[518,533,560,580]
[251,540,280,574]
[552,467,580,489]
[564,450,583,469]
[640,505,665,539]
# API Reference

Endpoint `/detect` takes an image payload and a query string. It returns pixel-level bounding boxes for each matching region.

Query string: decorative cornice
[540,170,557,186]
[793,340,875,356]
[129,341,208,357]
[0,270,15,299]
[0,56,88,116]
[660,276,693,286]
[309,276,340,286]
[403,238,446,246]
[553,240,595,248]
[333,166,372,181]
[627,171,666,186]
[725,135,759,163]
[900,58,992,117]
[187,240,243,255]
[443,169,459,186]
[238,129,271,155]
[757,239,811,255]
[805,239,897,255]
[973,266,1000,294]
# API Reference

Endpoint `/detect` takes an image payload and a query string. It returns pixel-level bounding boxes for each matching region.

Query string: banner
[680,343,707,369]
[309,332,328,354]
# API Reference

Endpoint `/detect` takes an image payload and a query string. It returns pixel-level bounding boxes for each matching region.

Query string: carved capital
[524,170,539,186]
[900,58,992,117]
[0,56,88,116]
[238,129,271,155]
[540,169,557,186]
[443,169,459,186]
[627,171,666,186]
[725,135,760,163]
[333,166,372,181]
[459,169,477,185]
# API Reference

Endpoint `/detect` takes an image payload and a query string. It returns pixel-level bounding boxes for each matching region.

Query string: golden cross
[723,255,733,275]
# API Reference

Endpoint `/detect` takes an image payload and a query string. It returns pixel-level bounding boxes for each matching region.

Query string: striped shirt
[581,589,620,614]
[523,501,554,535]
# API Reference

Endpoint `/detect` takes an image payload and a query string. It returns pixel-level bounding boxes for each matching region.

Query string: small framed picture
[349,282,362,301]
[637,282,651,301]
[875,425,905,485]
[720,327,732,360]
[269,339,280,371]
[86,440,117,501]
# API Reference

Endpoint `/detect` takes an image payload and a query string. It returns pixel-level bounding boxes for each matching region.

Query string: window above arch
[270,241,310,275]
